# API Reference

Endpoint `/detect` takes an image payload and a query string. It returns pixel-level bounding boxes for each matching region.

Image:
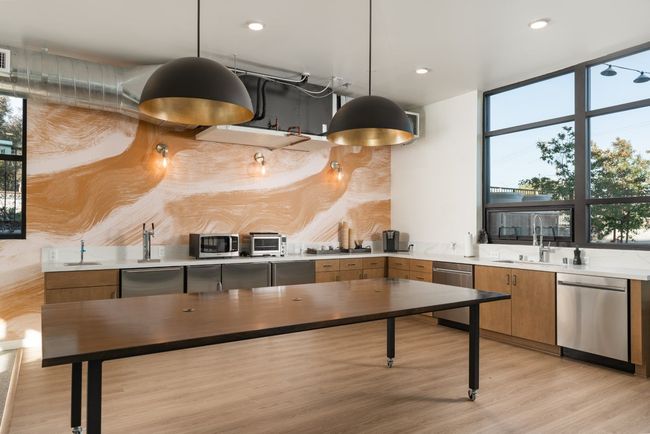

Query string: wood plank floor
[9,316,650,433]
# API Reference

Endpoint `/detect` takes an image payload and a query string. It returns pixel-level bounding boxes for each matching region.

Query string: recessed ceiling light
[529,18,550,30]
[247,21,264,31]
[415,68,430,75]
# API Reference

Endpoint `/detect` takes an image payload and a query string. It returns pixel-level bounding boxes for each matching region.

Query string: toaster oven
[189,233,239,259]
[249,232,287,257]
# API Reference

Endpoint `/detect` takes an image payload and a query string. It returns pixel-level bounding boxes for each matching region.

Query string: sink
[63,262,101,266]
[492,259,556,266]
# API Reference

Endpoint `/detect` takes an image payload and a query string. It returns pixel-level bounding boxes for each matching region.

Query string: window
[0,95,26,239]
[484,43,650,249]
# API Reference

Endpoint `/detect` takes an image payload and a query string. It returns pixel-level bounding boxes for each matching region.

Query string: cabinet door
[363,268,386,279]
[315,260,340,273]
[511,269,556,345]
[221,263,271,290]
[409,270,432,282]
[388,257,410,271]
[315,271,340,283]
[388,268,410,279]
[340,258,363,271]
[340,269,363,281]
[45,286,118,304]
[474,266,512,335]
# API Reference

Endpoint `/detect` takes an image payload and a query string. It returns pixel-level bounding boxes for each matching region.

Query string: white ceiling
[1,0,649,108]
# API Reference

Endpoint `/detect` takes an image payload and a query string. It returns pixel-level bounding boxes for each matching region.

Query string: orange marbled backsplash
[0,101,390,340]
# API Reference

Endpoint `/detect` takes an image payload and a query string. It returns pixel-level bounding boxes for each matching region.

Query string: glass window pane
[0,96,23,156]
[0,160,23,236]
[488,123,574,203]
[590,203,650,245]
[487,209,572,242]
[589,107,650,199]
[589,48,650,110]
[487,73,574,131]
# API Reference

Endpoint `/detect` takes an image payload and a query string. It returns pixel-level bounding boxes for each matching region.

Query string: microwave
[249,232,287,257]
[189,233,239,259]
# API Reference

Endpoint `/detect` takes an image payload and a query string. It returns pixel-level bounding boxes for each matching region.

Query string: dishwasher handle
[123,267,184,274]
[557,281,627,292]
[433,268,473,276]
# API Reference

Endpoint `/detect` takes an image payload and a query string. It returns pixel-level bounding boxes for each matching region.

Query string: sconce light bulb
[337,170,343,181]
[162,156,168,168]
[261,164,267,175]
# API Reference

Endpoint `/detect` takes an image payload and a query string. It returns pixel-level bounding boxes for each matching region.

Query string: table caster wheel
[387,357,394,368]
[72,427,83,434]
[468,388,477,401]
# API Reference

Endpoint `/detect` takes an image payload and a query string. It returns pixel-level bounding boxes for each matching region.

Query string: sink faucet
[142,223,154,261]
[532,215,551,262]
[80,239,86,264]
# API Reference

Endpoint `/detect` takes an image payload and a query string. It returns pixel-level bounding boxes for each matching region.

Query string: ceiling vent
[0,48,10,76]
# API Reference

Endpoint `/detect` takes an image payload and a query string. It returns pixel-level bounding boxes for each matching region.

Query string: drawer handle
[512,274,517,286]
[323,265,332,268]
[506,274,510,285]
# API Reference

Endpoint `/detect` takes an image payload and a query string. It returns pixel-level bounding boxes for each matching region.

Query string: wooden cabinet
[315,259,339,273]
[475,266,513,335]
[475,265,556,346]
[362,257,386,270]
[315,257,386,282]
[388,268,410,279]
[363,268,386,279]
[388,257,409,271]
[315,270,340,283]
[511,269,556,345]
[631,280,650,376]
[340,269,363,281]
[44,269,119,304]
[340,258,362,270]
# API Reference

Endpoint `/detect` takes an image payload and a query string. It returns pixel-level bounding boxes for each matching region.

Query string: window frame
[0,98,27,240]
[483,41,650,250]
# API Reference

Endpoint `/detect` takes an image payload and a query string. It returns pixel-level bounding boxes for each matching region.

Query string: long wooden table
[41,278,509,434]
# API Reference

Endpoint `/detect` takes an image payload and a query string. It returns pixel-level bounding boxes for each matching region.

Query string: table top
[41,278,509,367]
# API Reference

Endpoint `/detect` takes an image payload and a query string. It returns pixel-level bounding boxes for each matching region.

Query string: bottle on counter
[573,246,582,265]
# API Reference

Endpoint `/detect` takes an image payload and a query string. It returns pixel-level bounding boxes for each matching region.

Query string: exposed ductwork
[0,46,189,127]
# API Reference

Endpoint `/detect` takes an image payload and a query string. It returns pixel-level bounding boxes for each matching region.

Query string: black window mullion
[574,65,588,246]
[484,114,575,138]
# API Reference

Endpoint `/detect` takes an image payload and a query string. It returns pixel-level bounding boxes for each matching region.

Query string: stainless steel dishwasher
[432,261,473,326]
[221,262,271,290]
[121,267,184,298]
[271,261,315,286]
[557,273,628,362]
[187,264,222,293]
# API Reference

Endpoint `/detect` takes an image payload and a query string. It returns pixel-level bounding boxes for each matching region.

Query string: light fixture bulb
[248,22,264,31]
[529,19,549,30]
[415,68,429,75]
[155,143,169,169]
[633,72,650,84]
[600,65,618,77]
[261,164,267,175]
[162,156,168,168]
[337,170,343,181]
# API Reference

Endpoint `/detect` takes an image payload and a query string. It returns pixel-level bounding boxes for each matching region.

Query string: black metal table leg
[387,317,395,368]
[87,360,103,434]
[468,304,479,401]
[71,362,82,434]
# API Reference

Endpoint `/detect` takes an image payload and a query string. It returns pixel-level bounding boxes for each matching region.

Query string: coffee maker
[382,230,400,252]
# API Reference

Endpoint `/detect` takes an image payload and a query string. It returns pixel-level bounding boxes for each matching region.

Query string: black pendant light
[600,65,618,77]
[139,0,254,125]
[327,0,414,147]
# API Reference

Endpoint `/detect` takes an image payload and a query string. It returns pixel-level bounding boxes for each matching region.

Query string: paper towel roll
[464,232,475,257]
[339,222,349,249]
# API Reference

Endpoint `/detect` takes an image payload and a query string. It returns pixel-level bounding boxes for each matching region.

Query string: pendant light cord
[197,0,201,58]
[368,0,372,95]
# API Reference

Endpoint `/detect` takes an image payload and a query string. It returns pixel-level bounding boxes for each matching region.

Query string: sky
[489,48,650,189]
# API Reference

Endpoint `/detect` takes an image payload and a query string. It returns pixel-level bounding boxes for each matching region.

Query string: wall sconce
[254,152,266,175]
[155,143,169,168]
[330,161,343,181]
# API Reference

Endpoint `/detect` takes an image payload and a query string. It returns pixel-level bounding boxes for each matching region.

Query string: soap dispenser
[572,246,582,265]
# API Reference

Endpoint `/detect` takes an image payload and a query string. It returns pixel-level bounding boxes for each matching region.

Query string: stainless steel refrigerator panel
[121,267,184,298]
[187,264,222,293]
[221,263,271,290]
[271,261,315,286]
[432,262,473,325]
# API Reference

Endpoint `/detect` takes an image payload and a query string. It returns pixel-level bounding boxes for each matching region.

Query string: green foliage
[0,95,23,152]
[519,126,650,243]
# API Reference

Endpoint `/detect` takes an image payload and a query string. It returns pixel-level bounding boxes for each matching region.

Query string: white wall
[391,90,481,254]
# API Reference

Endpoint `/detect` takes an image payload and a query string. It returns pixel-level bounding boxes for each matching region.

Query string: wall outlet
[157,246,165,259]
[48,249,58,262]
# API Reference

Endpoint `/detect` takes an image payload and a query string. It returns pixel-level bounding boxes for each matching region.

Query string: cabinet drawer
[410,259,432,272]
[340,269,364,281]
[315,260,340,272]
[362,257,386,269]
[45,285,118,304]
[45,270,119,290]
[388,268,410,279]
[340,258,363,270]
[315,271,340,283]
[410,271,432,282]
[388,257,410,271]
[363,268,386,279]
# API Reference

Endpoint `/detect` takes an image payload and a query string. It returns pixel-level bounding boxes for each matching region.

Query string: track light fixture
[600,63,649,84]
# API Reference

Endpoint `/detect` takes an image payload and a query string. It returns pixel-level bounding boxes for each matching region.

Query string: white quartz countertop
[42,251,650,281]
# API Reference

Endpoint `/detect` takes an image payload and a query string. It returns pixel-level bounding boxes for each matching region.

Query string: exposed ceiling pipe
[0,46,328,128]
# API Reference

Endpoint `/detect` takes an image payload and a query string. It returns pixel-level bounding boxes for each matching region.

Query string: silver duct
[0,46,179,127]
